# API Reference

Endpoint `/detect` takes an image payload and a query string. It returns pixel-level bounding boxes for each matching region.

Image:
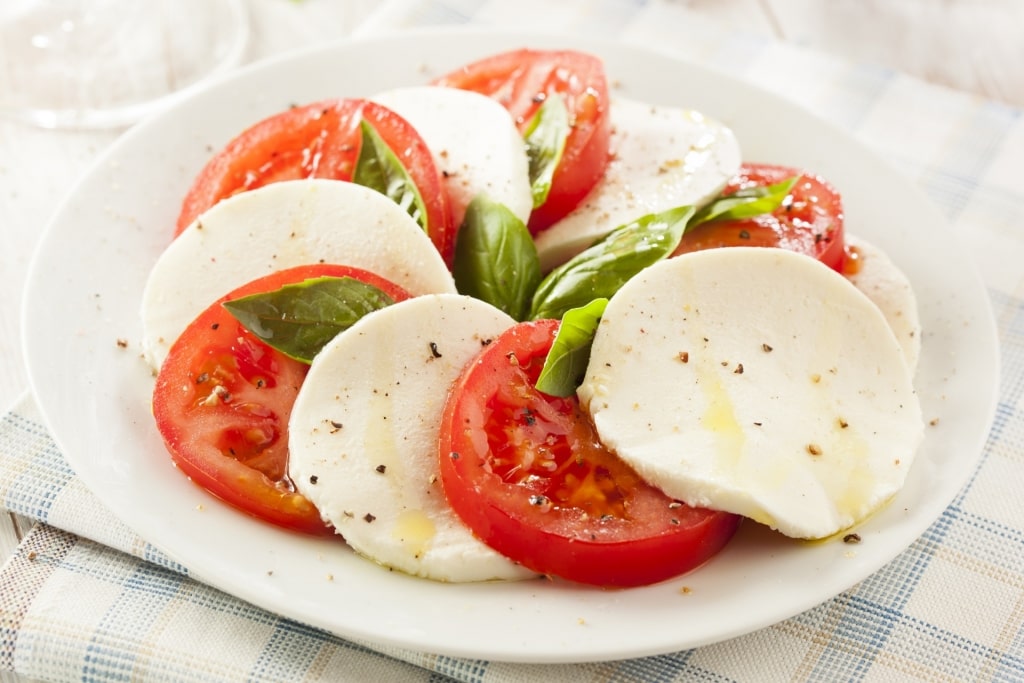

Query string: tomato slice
[152,264,411,535]
[438,319,740,587]
[672,162,847,271]
[433,49,612,234]
[175,99,455,264]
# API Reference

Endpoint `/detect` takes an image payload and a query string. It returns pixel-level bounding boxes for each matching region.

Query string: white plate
[23,29,999,663]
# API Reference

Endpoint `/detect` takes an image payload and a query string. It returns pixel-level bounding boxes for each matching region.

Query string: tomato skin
[439,319,740,587]
[152,264,410,535]
[175,99,455,264]
[673,162,847,271]
[433,49,612,234]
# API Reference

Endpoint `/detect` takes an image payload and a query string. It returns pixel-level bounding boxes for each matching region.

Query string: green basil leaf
[691,175,800,226]
[222,276,395,364]
[453,194,541,322]
[529,204,696,321]
[523,94,569,209]
[535,298,608,397]
[353,118,429,233]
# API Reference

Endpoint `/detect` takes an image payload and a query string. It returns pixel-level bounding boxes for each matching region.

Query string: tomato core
[486,365,638,521]
[192,337,291,480]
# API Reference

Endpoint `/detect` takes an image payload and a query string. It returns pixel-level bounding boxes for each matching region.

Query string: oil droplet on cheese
[392,509,436,558]
[828,426,874,521]
[359,339,401,479]
[697,367,745,468]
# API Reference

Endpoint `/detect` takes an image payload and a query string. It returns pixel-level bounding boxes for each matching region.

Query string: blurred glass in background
[0,0,249,129]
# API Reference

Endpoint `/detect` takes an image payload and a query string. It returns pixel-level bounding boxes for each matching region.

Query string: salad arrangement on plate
[141,48,923,588]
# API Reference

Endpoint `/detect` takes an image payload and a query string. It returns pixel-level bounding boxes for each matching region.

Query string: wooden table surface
[1,1,1021,681]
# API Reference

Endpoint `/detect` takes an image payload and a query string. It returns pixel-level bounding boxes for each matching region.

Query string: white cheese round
[578,247,923,540]
[141,179,456,368]
[534,97,741,271]
[371,85,533,229]
[288,294,535,582]
[845,234,921,374]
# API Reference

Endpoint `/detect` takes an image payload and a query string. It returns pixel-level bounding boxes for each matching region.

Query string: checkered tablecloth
[2,1,1023,681]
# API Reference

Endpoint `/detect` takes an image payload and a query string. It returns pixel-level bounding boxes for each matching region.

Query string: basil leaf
[523,94,569,208]
[535,298,608,397]
[691,175,799,226]
[453,194,541,322]
[353,118,429,233]
[529,205,696,321]
[222,276,395,364]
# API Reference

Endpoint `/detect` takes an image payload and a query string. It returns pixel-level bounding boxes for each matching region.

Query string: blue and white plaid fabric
[3,1,1023,680]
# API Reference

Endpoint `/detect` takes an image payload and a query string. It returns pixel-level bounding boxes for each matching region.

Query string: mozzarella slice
[371,86,533,229]
[578,248,923,540]
[534,97,741,271]
[845,234,921,374]
[141,179,456,369]
[288,294,535,582]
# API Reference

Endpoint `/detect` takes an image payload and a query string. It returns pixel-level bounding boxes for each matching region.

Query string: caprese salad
[143,48,924,588]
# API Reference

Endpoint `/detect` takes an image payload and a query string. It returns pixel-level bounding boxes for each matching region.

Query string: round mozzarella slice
[141,179,456,368]
[845,234,921,374]
[578,248,923,540]
[288,294,535,582]
[371,86,532,229]
[534,97,741,271]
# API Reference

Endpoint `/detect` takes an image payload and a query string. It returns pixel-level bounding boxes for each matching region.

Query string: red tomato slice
[175,99,456,264]
[433,49,612,234]
[672,162,847,271]
[438,319,740,587]
[152,264,411,535]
